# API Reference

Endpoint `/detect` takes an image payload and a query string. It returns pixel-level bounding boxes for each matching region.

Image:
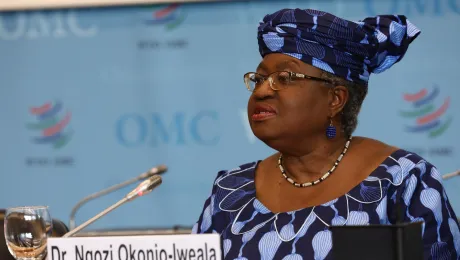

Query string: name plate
[47,234,222,260]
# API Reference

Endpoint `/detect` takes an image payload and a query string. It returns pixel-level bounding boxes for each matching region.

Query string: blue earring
[326,118,336,139]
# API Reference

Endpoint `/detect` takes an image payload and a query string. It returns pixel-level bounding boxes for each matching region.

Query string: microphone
[125,175,164,201]
[442,170,460,180]
[69,165,167,230]
[63,175,163,238]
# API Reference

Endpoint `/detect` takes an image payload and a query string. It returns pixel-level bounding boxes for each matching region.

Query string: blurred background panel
[0,0,458,231]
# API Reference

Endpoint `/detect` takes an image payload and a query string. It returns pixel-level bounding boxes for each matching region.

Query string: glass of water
[4,206,53,260]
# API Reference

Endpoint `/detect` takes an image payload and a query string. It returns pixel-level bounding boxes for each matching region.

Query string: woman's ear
[329,85,349,117]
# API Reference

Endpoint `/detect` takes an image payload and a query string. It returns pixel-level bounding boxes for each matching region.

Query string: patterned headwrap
[258,9,421,84]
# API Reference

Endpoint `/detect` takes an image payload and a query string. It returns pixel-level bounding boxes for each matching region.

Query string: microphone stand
[442,170,460,180]
[63,175,162,238]
[69,165,166,230]
[64,197,129,238]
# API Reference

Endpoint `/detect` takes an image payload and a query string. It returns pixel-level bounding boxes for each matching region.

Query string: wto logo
[144,4,186,30]
[400,86,452,138]
[26,101,73,149]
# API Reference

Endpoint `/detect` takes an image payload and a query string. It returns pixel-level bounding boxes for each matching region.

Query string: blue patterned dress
[192,150,460,259]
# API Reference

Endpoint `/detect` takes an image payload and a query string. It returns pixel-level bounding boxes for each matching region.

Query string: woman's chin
[252,128,283,146]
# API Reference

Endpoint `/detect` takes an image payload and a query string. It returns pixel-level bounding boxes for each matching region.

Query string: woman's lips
[252,104,277,121]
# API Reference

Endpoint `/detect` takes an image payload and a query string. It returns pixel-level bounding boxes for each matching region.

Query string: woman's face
[247,53,336,149]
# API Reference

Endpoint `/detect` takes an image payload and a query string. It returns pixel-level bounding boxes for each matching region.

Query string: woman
[192,8,460,259]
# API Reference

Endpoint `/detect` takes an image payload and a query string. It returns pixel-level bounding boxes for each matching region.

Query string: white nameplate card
[47,234,221,260]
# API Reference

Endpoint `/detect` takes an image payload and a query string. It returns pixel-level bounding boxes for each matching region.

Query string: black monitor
[330,222,423,260]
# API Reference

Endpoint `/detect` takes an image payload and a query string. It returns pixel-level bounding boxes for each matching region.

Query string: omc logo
[400,86,452,138]
[115,111,219,147]
[26,101,73,149]
[0,11,97,40]
[144,4,186,30]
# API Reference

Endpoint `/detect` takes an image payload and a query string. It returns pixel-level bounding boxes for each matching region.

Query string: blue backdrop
[0,0,459,230]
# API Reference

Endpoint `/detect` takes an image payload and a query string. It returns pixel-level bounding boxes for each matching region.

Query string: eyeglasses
[243,71,334,92]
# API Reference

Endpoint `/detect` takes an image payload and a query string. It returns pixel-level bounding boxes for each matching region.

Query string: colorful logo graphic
[400,85,452,138]
[26,101,72,149]
[145,4,186,30]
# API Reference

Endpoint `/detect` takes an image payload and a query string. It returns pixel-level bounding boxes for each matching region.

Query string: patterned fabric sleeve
[396,160,460,259]
[191,170,226,234]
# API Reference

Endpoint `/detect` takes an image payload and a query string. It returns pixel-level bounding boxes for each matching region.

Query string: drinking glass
[4,206,53,260]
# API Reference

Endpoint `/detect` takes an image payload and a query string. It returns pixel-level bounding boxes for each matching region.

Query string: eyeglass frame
[243,71,335,92]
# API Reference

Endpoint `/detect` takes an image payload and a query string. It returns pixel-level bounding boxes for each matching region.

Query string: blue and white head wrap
[258,9,421,85]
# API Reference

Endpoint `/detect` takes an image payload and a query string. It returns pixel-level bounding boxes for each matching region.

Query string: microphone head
[126,175,162,201]
[145,175,163,191]
[147,165,168,176]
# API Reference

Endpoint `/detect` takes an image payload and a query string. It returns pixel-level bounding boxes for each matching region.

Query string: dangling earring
[326,118,336,139]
